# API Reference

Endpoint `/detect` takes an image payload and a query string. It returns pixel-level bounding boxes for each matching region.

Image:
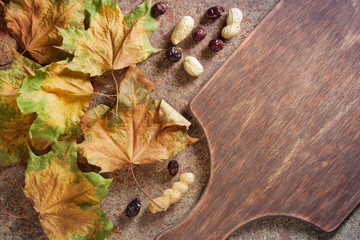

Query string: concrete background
[0,0,359,239]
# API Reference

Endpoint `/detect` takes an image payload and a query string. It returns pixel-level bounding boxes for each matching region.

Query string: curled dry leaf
[5,0,87,64]
[24,140,113,240]
[59,0,159,77]
[78,65,198,172]
[0,47,40,166]
[16,60,93,142]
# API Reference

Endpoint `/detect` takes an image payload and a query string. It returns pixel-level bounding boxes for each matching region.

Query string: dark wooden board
[156,0,360,239]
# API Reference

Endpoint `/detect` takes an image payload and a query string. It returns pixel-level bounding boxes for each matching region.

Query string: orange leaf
[5,0,86,64]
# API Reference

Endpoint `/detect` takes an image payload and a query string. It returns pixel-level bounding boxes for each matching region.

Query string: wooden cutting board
[156,0,360,239]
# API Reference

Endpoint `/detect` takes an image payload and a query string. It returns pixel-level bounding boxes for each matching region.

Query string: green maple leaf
[24,140,113,240]
[59,0,158,77]
[16,60,94,142]
[0,47,41,166]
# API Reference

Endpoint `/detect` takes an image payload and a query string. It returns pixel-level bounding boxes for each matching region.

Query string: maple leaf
[24,140,113,240]
[78,65,197,173]
[59,0,158,77]
[5,0,87,64]
[0,47,40,166]
[16,60,93,142]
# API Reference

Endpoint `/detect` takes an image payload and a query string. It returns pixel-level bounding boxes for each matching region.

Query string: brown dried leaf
[5,0,86,64]
[78,65,197,172]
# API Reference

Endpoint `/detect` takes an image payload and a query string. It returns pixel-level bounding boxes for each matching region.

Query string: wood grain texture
[156,0,360,239]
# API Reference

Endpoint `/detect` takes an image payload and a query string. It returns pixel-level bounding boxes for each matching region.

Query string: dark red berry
[168,160,179,176]
[125,198,141,218]
[192,27,207,42]
[209,39,224,52]
[166,46,182,62]
[205,6,225,20]
[152,2,167,18]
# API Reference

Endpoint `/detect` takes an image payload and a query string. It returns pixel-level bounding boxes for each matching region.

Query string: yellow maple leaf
[78,65,197,172]
[59,0,159,77]
[24,140,113,240]
[0,47,40,166]
[16,60,93,142]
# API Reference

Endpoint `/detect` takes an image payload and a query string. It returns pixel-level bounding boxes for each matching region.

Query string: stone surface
[0,0,359,240]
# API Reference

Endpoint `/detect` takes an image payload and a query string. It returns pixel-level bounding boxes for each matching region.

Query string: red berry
[209,39,224,52]
[152,2,167,18]
[166,46,182,62]
[192,27,207,42]
[205,6,225,19]
[125,198,141,218]
[168,160,179,176]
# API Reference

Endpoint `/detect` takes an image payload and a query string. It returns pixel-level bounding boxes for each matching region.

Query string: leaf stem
[92,92,117,97]
[0,61,13,66]
[0,199,37,219]
[130,163,165,211]
[111,69,119,116]
[21,49,27,55]
[40,141,53,151]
